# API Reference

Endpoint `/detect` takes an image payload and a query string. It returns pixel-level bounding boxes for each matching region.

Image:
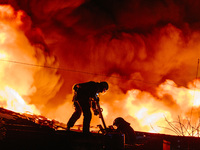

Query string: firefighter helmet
[113,117,125,127]
[100,81,109,91]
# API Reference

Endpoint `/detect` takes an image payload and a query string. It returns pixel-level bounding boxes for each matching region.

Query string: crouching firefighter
[113,117,136,145]
[66,81,109,134]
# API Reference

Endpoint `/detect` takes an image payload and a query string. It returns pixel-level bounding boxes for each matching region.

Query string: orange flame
[0,5,39,115]
[0,86,39,114]
[98,79,200,136]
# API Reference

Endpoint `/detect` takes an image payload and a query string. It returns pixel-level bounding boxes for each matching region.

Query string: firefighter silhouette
[67,81,109,133]
[113,117,136,145]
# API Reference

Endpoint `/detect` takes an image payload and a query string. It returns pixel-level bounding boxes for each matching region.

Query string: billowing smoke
[1,0,200,134]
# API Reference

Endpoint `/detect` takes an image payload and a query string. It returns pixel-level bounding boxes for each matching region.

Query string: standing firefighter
[67,81,109,134]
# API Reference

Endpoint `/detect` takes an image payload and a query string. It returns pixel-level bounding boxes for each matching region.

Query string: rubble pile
[0,107,66,133]
[0,107,124,150]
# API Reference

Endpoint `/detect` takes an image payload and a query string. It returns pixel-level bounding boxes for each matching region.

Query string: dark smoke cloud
[3,0,200,113]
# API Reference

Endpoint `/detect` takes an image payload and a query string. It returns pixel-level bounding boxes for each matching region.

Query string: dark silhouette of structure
[1,107,200,149]
[67,81,109,133]
[113,117,136,145]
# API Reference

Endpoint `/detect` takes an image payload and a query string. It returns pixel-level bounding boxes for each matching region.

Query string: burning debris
[0,107,66,132]
[0,107,126,150]
[1,106,200,150]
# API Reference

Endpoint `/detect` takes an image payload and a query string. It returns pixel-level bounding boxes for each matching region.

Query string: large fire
[0,5,61,115]
[0,5,39,114]
[1,3,200,137]
[123,79,200,135]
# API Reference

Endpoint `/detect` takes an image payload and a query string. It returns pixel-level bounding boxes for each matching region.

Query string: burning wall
[0,0,200,135]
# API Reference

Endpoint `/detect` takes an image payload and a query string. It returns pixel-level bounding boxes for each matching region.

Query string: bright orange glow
[101,103,108,118]
[0,87,40,114]
[192,91,200,106]
[114,79,200,136]
[124,89,172,134]
[0,52,6,59]
[0,5,39,115]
